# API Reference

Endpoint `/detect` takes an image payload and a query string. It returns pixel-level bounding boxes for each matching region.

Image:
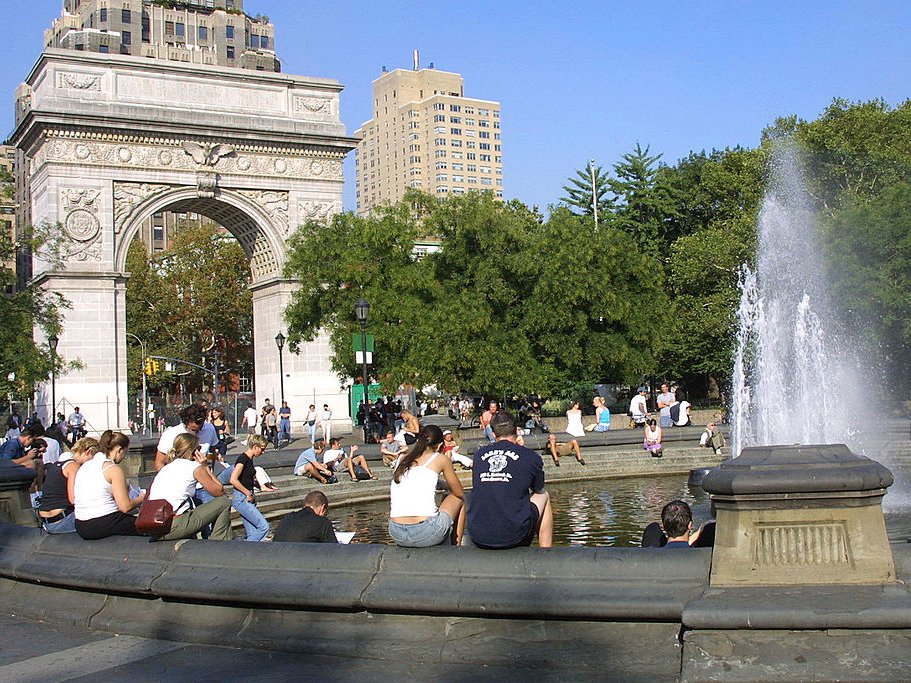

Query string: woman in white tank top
[74,430,146,539]
[388,424,465,547]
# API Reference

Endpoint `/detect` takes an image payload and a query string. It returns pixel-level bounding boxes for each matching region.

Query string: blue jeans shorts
[389,511,453,547]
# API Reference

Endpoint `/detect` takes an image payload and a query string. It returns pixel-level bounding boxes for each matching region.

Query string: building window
[452,163,463,171]
[165,20,174,34]
[479,131,490,139]
[450,116,461,123]
[434,138,446,146]
[467,153,476,160]
[468,176,477,184]
[99,8,108,22]
[479,120,489,128]
[261,35,269,49]
[450,104,461,112]
[434,150,447,158]
[433,103,445,111]
[481,178,492,185]
[226,25,235,39]
[436,173,448,181]
[434,114,445,122]
[122,8,131,23]
[434,126,446,134]
[452,152,463,159]
[450,128,461,135]
[226,45,235,59]
[466,130,476,137]
[198,25,208,40]
[450,139,462,147]
[176,23,185,38]
[121,30,131,45]
[452,175,463,182]
[436,186,449,193]
[480,143,491,150]
[99,44,110,53]
[467,164,477,172]
[480,154,492,161]
[435,162,448,169]
[479,108,490,116]
[464,107,474,114]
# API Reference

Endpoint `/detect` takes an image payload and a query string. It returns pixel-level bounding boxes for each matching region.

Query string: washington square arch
[11,48,358,431]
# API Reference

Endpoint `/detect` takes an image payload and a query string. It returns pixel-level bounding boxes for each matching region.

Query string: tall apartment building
[45,0,279,72]
[354,60,502,215]
[0,146,16,293]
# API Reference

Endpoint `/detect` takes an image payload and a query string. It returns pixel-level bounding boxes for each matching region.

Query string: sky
[3,1,911,213]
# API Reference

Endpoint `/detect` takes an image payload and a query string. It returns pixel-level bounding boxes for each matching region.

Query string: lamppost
[355,298,370,442]
[48,334,58,424]
[125,333,147,435]
[274,332,286,405]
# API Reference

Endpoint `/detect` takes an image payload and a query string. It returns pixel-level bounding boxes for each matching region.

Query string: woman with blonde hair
[38,437,99,534]
[147,432,233,541]
[229,434,271,541]
[74,431,146,539]
[388,425,465,547]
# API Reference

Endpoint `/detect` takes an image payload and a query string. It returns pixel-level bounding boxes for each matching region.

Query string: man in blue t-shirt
[467,411,553,549]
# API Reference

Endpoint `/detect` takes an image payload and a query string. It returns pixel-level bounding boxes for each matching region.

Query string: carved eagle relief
[181,141,236,166]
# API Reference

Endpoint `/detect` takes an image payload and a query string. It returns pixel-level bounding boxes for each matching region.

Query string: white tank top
[389,452,441,518]
[74,452,119,520]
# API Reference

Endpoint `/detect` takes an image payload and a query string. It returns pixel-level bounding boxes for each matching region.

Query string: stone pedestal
[0,461,37,526]
[702,444,895,586]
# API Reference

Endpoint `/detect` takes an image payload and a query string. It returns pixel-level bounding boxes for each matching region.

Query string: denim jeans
[279,418,291,443]
[43,512,77,534]
[231,489,269,541]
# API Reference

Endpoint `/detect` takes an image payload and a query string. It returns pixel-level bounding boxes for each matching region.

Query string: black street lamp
[354,298,370,442]
[48,334,59,424]
[274,332,286,404]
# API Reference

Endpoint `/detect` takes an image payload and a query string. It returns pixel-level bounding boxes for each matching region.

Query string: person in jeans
[229,434,271,541]
[388,425,465,547]
[147,433,233,541]
[38,437,99,534]
[278,401,292,445]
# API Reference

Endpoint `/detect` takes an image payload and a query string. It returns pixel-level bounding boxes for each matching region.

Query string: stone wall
[1,523,909,681]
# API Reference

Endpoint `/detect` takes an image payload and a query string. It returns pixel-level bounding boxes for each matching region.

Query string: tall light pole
[126,333,147,435]
[589,158,599,230]
[274,332,286,405]
[48,334,58,424]
[355,298,370,442]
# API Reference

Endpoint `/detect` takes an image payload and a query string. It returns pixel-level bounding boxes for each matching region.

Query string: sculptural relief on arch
[11,49,356,431]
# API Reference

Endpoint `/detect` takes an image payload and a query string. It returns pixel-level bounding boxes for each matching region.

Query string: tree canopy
[284,191,668,397]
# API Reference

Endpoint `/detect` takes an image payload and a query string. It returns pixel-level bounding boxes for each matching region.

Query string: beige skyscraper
[45,0,279,72]
[354,57,502,215]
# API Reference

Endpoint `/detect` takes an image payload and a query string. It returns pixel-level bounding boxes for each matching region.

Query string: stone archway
[12,49,357,431]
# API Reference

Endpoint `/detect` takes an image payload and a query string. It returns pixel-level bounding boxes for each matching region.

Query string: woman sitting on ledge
[643,419,663,458]
[147,433,233,541]
[74,431,146,540]
[389,425,465,547]
[38,437,99,534]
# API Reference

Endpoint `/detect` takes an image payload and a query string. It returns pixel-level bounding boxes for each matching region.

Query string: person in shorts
[466,411,553,548]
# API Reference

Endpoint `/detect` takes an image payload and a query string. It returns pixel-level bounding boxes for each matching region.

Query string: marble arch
[11,49,358,431]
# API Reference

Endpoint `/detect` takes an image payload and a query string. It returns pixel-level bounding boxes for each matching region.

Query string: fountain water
[731,143,875,457]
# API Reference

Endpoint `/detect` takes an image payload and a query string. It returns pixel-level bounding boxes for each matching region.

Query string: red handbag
[135,498,175,537]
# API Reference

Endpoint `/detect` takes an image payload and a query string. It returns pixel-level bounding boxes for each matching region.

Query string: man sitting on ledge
[467,411,553,549]
[293,440,334,483]
[273,490,338,543]
[660,499,693,548]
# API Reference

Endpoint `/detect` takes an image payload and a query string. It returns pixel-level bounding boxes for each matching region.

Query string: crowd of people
[2,385,723,550]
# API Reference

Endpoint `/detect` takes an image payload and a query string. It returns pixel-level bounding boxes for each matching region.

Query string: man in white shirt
[241,403,258,443]
[629,387,649,428]
[322,438,375,482]
[155,404,214,471]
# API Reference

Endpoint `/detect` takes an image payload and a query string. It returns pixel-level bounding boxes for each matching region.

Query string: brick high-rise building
[354,55,502,215]
[45,0,279,72]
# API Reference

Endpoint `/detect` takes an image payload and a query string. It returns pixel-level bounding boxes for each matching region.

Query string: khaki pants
[159,496,233,541]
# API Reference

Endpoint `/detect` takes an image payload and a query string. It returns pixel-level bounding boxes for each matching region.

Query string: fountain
[703,142,897,587]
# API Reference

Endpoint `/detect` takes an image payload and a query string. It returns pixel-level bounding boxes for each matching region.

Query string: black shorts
[475,502,541,550]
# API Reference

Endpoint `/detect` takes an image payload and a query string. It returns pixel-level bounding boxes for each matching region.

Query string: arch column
[251,278,346,424]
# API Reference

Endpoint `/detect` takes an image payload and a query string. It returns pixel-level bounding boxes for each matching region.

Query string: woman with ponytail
[388,424,465,547]
[74,430,145,539]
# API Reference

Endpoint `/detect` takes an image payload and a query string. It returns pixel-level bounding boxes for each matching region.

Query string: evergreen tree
[560,162,612,218]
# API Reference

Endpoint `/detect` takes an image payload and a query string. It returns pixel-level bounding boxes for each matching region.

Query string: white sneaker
[714,448,722,455]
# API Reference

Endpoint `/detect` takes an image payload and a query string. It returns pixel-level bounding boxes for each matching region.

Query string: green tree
[560,162,612,218]
[125,222,253,396]
[820,183,911,376]
[283,192,668,397]
[608,143,679,260]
